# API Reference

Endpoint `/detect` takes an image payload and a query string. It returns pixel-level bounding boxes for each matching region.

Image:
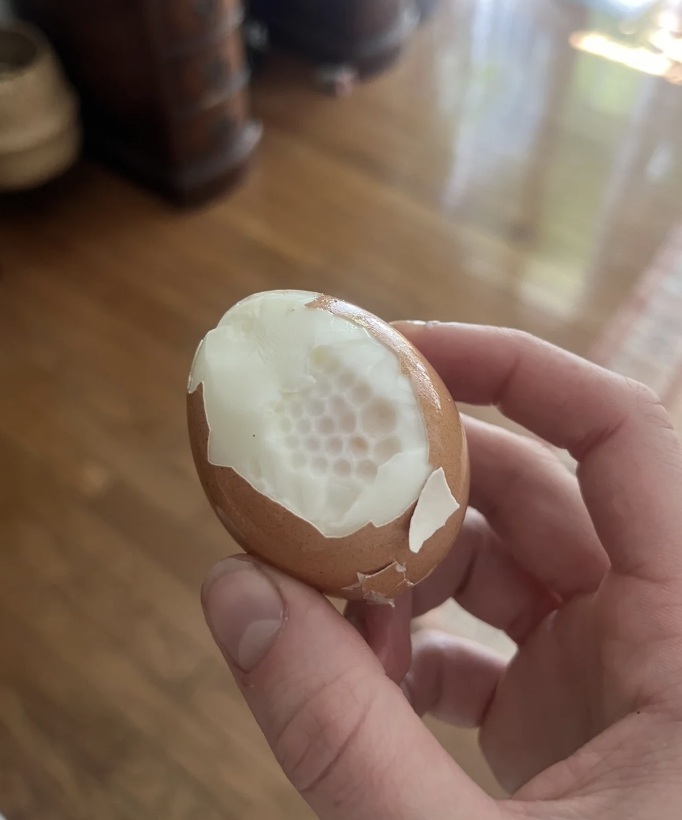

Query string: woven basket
[0,22,81,190]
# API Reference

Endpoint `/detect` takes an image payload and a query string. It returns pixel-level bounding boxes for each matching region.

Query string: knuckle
[622,376,661,406]
[509,328,550,358]
[500,434,561,488]
[511,328,538,346]
[520,434,560,466]
[273,669,376,798]
[498,327,536,347]
[477,416,559,473]
[621,378,675,432]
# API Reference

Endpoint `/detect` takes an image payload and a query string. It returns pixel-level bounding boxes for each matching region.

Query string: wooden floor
[2,0,682,816]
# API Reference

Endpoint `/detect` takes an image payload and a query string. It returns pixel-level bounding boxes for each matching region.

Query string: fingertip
[344,600,368,641]
[407,630,506,726]
[345,593,413,683]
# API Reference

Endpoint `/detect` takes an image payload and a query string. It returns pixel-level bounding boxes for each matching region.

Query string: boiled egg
[187,290,469,602]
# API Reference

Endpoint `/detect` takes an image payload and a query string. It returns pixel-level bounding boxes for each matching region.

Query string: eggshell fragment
[187,290,469,601]
[409,467,461,553]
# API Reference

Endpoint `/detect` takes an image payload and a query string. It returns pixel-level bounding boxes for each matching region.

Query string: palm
[481,572,680,793]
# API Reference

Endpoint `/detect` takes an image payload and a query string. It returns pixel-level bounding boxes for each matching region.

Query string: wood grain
[2,0,682,816]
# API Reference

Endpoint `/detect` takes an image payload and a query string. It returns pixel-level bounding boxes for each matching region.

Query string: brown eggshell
[187,296,469,601]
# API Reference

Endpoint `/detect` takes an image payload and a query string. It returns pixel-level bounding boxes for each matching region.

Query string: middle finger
[463,416,609,597]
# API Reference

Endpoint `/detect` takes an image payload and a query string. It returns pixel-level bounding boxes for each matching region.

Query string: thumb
[202,555,499,820]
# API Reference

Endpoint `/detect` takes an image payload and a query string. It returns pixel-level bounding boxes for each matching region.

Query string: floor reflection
[423,0,682,361]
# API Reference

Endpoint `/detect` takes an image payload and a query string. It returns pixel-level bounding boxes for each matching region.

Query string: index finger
[394,322,682,580]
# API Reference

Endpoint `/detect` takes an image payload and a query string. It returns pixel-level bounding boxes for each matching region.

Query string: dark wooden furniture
[12,0,261,205]
[249,0,417,76]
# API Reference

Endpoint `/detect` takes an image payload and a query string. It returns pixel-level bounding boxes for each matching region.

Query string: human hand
[202,323,682,820]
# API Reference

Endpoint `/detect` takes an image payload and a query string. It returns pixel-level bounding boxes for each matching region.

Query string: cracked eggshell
[187,292,469,601]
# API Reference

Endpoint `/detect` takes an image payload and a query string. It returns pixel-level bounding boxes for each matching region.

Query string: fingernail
[202,557,285,672]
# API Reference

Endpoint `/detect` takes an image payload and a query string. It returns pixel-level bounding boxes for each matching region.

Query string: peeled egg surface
[187,290,469,602]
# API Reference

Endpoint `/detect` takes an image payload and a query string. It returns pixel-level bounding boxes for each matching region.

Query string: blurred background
[2,0,682,816]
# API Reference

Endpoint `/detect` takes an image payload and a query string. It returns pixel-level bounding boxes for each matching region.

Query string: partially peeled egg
[187,290,469,602]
